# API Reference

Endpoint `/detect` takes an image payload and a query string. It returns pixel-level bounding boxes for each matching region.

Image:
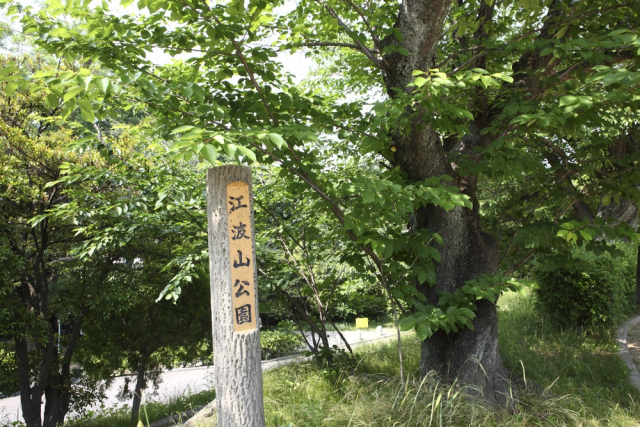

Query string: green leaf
[578,229,593,241]
[171,125,195,134]
[49,27,70,37]
[78,99,95,122]
[202,144,218,165]
[418,269,427,284]
[416,323,431,340]
[555,25,569,39]
[362,191,375,203]
[460,109,474,120]
[559,95,578,107]
[4,81,18,95]
[540,47,554,56]
[602,72,627,86]
[63,86,83,102]
[180,86,193,98]
[383,241,393,259]
[268,133,286,148]
[0,67,19,75]
[78,75,92,90]
[238,146,257,162]
[224,143,238,158]
[96,77,110,94]
[398,317,416,331]
[414,76,428,87]
[441,201,455,211]
[46,93,59,108]
[169,140,194,152]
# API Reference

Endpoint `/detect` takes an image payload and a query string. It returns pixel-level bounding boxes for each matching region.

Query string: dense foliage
[260,329,304,360]
[534,245,637,328]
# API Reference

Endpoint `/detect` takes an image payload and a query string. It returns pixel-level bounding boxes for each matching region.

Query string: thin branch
[296,41,376,53]
[503,251,535,276]
[337,0,383,53]
[328,319,354,356]
[315,1,386,69]
[448,52,487,76]
[229,38,280,127]
[539,138,570,169]
[255,199,305,252]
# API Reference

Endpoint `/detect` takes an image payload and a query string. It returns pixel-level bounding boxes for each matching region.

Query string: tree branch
[297,41,377,53]
[315,1,386,69]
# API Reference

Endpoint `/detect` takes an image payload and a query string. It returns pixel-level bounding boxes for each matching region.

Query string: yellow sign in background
[355,318,369,329]
[227,182,257,332]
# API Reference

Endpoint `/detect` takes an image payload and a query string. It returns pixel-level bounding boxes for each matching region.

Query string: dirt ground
[627,322,640,371]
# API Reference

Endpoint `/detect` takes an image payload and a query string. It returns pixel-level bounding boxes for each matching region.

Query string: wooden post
[206,166,265,427]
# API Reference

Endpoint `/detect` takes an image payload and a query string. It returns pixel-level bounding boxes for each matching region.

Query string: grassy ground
[262,291,640,426]
[498,291,640,426]
[64,389,215,427]
[67,291,640,426]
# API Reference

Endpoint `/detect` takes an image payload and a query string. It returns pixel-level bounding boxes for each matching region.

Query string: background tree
[254,170,386,360]
[77,242,211,425]
[40,120,215,424]
[0,54,99,426]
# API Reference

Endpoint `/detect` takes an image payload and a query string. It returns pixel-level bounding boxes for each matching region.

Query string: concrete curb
[616,314,640,392]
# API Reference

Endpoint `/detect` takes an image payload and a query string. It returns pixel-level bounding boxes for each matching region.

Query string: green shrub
[0,342,18,397]
[533,245,636,329]
[260,328,303,360]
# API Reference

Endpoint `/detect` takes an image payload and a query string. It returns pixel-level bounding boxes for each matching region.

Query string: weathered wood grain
[206,166,265,427]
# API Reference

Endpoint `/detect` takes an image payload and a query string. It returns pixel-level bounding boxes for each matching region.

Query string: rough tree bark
[206,166,265,427]
[382,0,513,405]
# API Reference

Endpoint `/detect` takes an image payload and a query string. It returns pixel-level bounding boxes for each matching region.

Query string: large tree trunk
[382,0,512,405]
[417,205,511,405]
[15,336,44,427]
[43,385,63,427]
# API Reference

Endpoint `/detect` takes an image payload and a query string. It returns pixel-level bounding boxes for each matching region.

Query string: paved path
[0,365,217,426]
[0,328,398,425]
[617,314,640,392]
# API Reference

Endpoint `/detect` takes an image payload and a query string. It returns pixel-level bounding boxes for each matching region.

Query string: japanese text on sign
[227,182,257,332]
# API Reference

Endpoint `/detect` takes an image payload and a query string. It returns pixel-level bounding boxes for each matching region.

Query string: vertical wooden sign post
[206,166,265,427]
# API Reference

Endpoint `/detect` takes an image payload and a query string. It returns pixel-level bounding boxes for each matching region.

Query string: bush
[533,245,636,329]
[260,326,304,360]
[0,343,18,397]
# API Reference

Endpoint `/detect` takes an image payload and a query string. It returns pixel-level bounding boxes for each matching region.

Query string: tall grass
[498,291,640,424]
[263,340,492,427]
[261,291,640,426]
